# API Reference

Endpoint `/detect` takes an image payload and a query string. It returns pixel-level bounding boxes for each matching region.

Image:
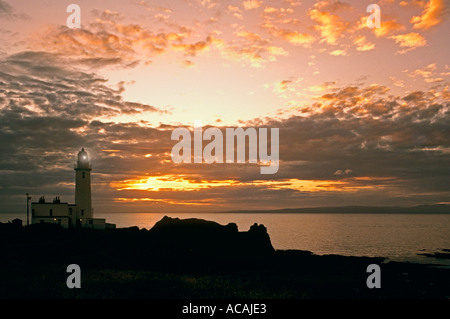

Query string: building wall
[85,218,106,230]
[31,203,113,229]
[32,203,70,217]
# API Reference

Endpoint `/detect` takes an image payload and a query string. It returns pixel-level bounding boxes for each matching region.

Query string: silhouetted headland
[0,216,449,299]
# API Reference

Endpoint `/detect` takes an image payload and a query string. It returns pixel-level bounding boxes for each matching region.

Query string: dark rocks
[2,217,450,298]
[147,216,274,267]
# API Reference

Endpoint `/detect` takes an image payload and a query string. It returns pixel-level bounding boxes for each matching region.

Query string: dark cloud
[0,51,165,119]
[0,0,29,19]
[0,0,12,15]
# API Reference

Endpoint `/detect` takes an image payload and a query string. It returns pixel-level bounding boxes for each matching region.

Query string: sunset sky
[0,0,449,213]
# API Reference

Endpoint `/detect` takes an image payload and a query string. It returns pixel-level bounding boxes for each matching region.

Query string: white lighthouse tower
[75,147,92,226]
[31,148,115,229]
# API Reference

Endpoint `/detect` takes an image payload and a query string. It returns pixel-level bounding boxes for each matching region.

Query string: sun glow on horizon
[111,175,386,194]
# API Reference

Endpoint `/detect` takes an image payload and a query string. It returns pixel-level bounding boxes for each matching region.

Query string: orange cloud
[227,5,243,19]
[113,175,240,191]
[411,0,445,30]
[114,197,216,206]
[408,63,446,83]
[311,84,399,118]
[171,37,213,56]
[353,35,375,51]
[282,30,316,46]
[32,17,196,68]
[330,49,347,56]
[113,175,379,195]
[261,17,315,47]
[390,32,427,53]
[373,20,406,37]
[307,81,337,93]
[309,8,349,45]
[222,30,288,67]
[242,0,262,10]
[263,28,315,47]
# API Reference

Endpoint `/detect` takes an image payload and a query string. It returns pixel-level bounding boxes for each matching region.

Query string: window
[49,209,53,217]
[69,208,72,215]
[32,209,35,217]
[82,172,85,178]
[81,209,84,216]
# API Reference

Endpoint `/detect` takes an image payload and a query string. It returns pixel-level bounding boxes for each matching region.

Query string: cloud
[197,0,217,9]
[0,0,12,15]
[135,1,172,17]
[389,32,427,53]
[0,51,166,121]
[33,25,145,68]
[309,8,349,45]
[30,10,214,69]
[408,63,447,83]
[276,29,316,47]
[261,9,316,47]
[0,0,28,19]
[274,80,293,93]
[307,81,337,93]
[372,19,406,37]
[242,0,262,10]
[227,5,243,19]
[221,30,288,67]
[171,36,214,56]
[334,169,353,175]
[411,0,446,30]
[313,0,352,12]
[353,35,375,51]
[329,49,347,56]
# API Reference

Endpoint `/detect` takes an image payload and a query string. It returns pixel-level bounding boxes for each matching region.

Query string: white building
[31,148,115,229]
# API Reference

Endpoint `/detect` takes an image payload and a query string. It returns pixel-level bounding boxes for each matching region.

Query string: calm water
[2,212,450,266]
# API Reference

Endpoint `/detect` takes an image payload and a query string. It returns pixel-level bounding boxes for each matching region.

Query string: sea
[2,212,450,267]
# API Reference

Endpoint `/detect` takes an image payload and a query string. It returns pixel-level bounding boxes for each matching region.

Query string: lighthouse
[75,147,93,226]
[30,148,115,229]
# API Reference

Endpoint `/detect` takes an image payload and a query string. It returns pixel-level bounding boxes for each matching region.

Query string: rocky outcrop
[147,216,274,266]
[1,216,275,270]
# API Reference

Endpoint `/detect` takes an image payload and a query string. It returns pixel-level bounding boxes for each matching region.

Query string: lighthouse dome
[78,147,89,160]
[77,148,90,168]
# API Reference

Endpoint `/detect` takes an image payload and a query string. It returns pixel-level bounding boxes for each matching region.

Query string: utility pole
[26,193,31,226]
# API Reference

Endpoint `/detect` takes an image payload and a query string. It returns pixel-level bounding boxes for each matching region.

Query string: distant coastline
[219,204,450,214]
[2,204,450,216]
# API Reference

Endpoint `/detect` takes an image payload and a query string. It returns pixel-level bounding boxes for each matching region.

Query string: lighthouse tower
[75,148,93,225]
